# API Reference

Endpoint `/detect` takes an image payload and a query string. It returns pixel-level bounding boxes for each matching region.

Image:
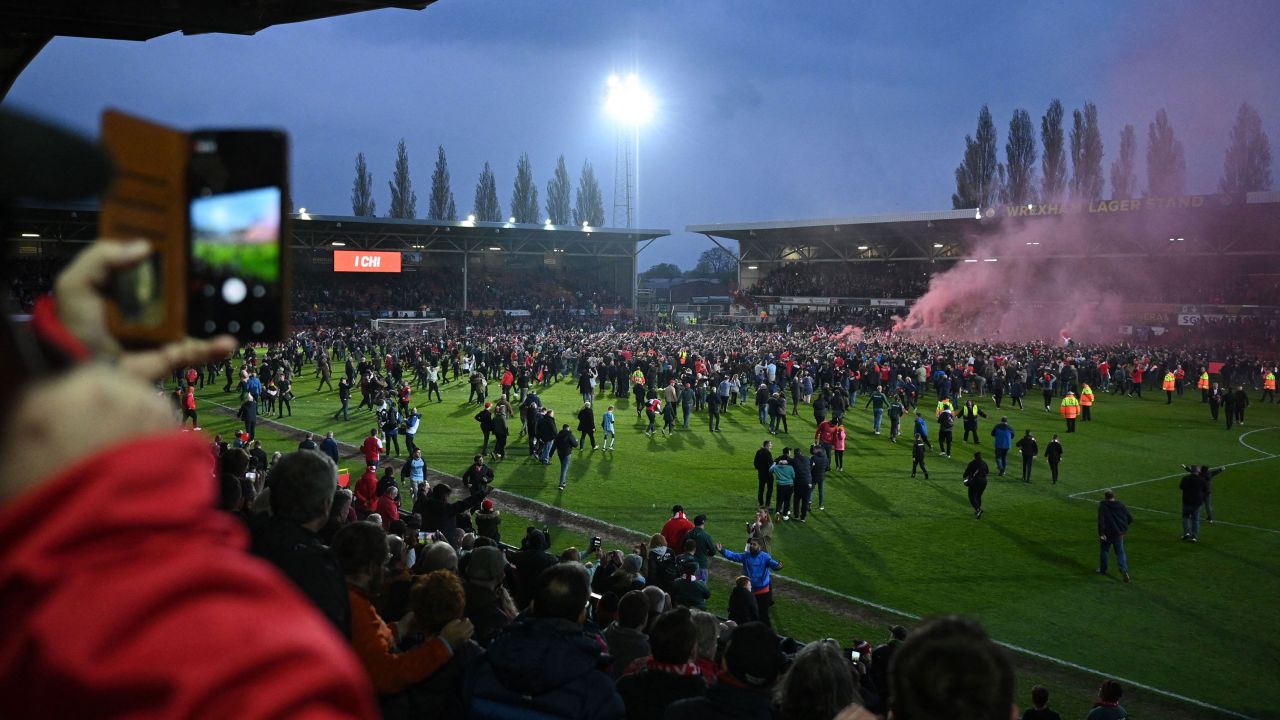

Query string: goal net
[371,317,447,334]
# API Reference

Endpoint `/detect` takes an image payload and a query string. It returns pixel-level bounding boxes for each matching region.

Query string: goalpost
[370,317,448,334]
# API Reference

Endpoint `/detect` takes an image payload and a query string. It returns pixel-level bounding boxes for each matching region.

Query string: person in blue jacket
[912,412,931,448]
[717,538,783,627]
[990,416,1015,476]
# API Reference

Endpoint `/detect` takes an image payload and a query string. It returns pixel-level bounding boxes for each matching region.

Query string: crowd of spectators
[744,262,930,299]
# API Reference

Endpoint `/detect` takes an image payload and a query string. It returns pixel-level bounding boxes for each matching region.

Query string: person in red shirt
[354,465,379,515]
[662,505,694,551]
[182,385,199,430]
[362,427,383,467]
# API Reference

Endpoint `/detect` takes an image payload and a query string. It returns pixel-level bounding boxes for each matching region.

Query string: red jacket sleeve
[0,432,378,719]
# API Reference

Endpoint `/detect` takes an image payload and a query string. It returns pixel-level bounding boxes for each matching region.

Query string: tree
[350,152,375,216]
[510,153,539,223]
[1040,99,1068,201]
[640,262,682,280]
[951,105,1000,209]
[1220,102,1273,193]
[1069,102,1105,200]
[1110,124,1138,200]
[387,139,416,219]
[1000,108,1038,205]
[693,247,737,278]
[573,160,605,227]
[1145,108,1186,197]
[472,162,501,222]
[545,155,572,225]
[427,145,457,221]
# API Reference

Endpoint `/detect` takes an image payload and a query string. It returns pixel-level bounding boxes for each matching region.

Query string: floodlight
[857,245,869,250]
[488,246,501,251]
[467,214,476,222]
[20,233,38,238]
[932,243,944,248]
[605,72,654,126]
[508,216,516,224]
[747,265,758,270]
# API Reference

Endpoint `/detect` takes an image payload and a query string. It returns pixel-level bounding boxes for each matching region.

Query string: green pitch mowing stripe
[197,371,1280,718]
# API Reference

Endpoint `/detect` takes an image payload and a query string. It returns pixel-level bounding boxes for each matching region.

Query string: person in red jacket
[0,238,377,718]
[375,483,401,530]
[182,385,200,430]
[662,504,694,551]
[354,465,379,515]
[362,428,383,467]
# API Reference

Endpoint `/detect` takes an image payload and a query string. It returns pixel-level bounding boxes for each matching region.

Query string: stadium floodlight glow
[974,209,982,220]
[963,258,978,263]
[545,218,553,225]
[582,221,590,229]
[747,265,758,270]
[488,246,501,251]
[467,214,476,223]
[932,243,944,248]
[331,241,346,247]
[508,216,516,224]
[20,232,39,238]
[605,73,654,126]
[857,245,869,251]
[984,258,998,262]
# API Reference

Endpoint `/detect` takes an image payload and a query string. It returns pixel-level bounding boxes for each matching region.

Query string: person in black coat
[1045,434,1063,484]
[962,452,990,519]
[753,440,775,508]
[790,446,813,521]
[577,402,598,450]
[1016,430,1039,483]
[419,483,486,546]
[727,576,759,625]
[536,409,558,464]
[474,404,495,456]
[809,445,829,510]
[1097,488,1133,581]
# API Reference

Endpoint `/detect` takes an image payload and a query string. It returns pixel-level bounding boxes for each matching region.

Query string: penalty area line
[204,399,1260,720]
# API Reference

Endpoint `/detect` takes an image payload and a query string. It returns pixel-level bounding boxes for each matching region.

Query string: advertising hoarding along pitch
[334,250,402,273]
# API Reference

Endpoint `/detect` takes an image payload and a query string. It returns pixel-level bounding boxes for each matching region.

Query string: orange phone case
[99,109,189,346]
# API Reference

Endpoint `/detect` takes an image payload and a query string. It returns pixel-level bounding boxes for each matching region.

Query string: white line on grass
[205,399,1260,720]
[1067,427,1278,501]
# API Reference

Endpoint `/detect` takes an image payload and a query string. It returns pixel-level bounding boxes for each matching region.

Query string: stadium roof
[689,192,1280,264]
[0,1,437,97]
[4,204,669,260]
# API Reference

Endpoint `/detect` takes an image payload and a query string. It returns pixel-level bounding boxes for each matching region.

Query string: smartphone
[100,111,289,345]
[186,130,289,341]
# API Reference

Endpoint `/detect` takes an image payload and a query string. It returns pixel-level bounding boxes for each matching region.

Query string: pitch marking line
[1066,427,1280,535]
[204,399,1260,720]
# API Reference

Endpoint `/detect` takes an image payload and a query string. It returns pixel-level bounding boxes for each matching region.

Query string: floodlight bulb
[508,217,516,224]
[545,218,552,225]
[467,214,476,222]
[298,207,306,214]
[975,209,982,220]
[582,221,589,228]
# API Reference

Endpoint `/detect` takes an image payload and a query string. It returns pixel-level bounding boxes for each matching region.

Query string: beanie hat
[481,499,494,512]
[622,554,644,574]
[466,546,508,584]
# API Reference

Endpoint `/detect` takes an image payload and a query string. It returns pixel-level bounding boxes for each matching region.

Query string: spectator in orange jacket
[334,521,474,696]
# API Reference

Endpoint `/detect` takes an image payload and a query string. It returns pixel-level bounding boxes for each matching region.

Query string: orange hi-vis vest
[1162,372,1176,391]
[1266,372,1277,391]
[1197,372,1210,390]
[1079,385,1094,406]
[1060,395,1080,419]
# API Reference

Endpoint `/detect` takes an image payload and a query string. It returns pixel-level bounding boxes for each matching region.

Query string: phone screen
[187,131,288,340]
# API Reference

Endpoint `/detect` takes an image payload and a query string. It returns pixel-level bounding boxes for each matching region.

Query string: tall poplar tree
[427,145,457,221]
[573,161,605,227]
[1040,99,1068,201]
[1000,108,1038,205]
[1110,124,1138,200]
[545,155,572,225]
[350,151,376,216]
[1069,102,1105,200]
[1220,102,1273,193]
[1145,109,1186,197]
[387,139,417,219]
[951,105,1000,209]
[510,153,539,223]
[472,162,501,222]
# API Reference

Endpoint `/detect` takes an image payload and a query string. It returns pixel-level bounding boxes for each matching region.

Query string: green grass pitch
[195,370,1280,718]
